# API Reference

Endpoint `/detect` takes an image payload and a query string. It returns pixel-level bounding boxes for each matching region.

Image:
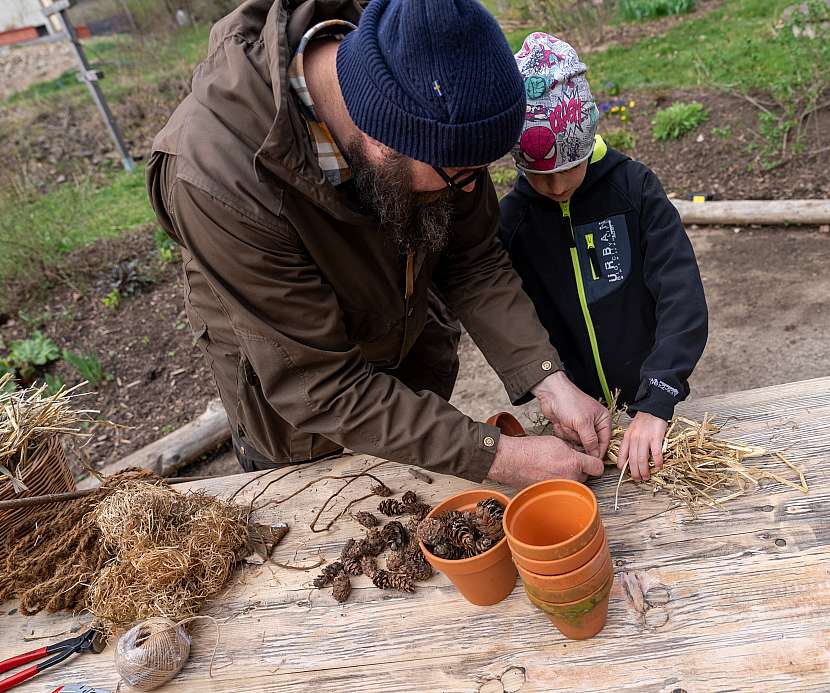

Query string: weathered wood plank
[672,199,830,225]
[2,377,829,692]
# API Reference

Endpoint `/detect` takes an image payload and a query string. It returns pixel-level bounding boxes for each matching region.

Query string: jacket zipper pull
[585,234,602,280]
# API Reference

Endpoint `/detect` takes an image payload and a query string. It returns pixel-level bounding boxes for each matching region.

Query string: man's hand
[617,411,668,481]
[531,371,612,459]
[487,433,604,488]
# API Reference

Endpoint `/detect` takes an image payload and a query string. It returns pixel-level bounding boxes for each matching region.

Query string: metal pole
[42,1,135,173]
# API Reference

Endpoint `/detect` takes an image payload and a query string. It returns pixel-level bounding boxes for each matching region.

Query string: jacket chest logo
[597,218,624,284]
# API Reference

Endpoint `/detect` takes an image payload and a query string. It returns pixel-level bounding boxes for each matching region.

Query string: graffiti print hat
[512,33,599,174]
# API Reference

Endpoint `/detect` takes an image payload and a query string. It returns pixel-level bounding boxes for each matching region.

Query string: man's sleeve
[169,179,500,481]
[434,176,562,405]
[627,169,709,420]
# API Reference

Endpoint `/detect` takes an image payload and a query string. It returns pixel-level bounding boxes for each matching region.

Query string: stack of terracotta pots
[503,479,612,639]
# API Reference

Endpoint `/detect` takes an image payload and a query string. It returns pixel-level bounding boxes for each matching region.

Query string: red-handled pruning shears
[0,629,106,692]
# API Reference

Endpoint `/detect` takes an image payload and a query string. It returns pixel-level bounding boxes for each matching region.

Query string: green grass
[4,26,209,107]
[0,166,154,283]
[618,0,695,21]
[583,0,809,93]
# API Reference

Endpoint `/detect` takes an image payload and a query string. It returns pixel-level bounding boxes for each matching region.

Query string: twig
[0,476,214,511]
[270,557,325,571]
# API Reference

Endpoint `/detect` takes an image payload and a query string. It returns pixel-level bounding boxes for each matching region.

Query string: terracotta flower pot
[511,524,608,576]
[518,548,612,604]
[485,412,526,437]
[503,479,600,561]
[526,573,613,640]
[419,490,517,606]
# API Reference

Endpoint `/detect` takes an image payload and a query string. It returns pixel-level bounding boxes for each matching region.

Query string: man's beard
[344,137,454,254]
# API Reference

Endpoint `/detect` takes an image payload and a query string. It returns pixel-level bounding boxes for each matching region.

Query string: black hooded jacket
[499,139,708,420]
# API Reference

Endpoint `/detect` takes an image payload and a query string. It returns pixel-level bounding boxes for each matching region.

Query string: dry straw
[0,372,96,493]
[90,481,249,630]
[605,396,809,511]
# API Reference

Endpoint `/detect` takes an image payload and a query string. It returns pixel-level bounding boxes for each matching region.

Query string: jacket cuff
[501,352,563,406]
[627,390,677,421]
[453,421,502,483]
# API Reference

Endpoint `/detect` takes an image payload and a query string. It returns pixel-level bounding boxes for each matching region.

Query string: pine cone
[386,550,405,572]
[401,490,418,505]
[360,555,379,579]
[359,528,386,556]
[353,511,379,528]
[429,542,464,560]
[406,502,432,520]
[378,498,406,516]
[381,521,408,550]
[405,517,421,538]
[475,535,497,554]
[415,517,446,546]
[371,483,394,497]
[312,560,344,588]
[343,557,363,576]
[447,515,475,552]
[402,559,432,582]
[373,570,415,593]
[476,497,505,520]
[341,538,362,561]
[475,498,505,541]
[332,572,352,603]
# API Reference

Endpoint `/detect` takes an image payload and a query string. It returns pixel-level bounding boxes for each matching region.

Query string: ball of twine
[115,617,191,691]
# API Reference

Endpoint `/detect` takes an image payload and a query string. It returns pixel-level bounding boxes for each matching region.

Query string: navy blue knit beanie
[336,0,525,167]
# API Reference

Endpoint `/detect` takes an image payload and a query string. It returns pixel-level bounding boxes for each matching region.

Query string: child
[499,33,708,482]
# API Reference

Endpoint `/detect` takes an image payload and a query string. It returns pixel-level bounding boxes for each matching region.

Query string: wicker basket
[0,435,76,533]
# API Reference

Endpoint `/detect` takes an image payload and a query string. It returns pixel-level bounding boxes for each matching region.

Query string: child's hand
[617,412,668,481]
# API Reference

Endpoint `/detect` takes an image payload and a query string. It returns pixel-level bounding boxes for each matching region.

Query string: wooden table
[2,377,829,692]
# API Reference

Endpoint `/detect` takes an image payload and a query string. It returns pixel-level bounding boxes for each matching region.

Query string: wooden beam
[80,399,230,489]
[672,199,830,226]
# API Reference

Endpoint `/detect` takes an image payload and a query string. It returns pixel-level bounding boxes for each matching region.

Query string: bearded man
[146,0,611,487]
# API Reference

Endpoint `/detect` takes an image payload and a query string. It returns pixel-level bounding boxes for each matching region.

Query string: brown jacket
[147,0,561,481]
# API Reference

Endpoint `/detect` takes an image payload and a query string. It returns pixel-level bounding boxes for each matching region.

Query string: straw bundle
[0,373,95,493]
[606,400,808,511]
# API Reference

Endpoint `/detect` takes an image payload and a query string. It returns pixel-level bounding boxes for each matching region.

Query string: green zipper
[560,200,612,405]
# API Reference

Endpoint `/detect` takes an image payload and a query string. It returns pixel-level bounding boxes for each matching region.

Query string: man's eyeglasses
[432,166,485,191]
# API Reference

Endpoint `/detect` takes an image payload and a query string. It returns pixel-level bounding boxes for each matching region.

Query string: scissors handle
[0,664,38,692]
[0,647,47,675]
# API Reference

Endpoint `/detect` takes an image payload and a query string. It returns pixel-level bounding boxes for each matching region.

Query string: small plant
[43,373,66,396]
[619,0,695,21]
[155,228,179,264]
[603,128,637,152]
[8,332,61,381]
[110,259,145,297]
[652,102,709,141]
[63,349,111,386]
[102,288,121,310]
[0,362,17,393]
[711,125,733,140]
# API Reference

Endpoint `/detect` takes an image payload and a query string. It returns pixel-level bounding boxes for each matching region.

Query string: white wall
[0,0,48,32]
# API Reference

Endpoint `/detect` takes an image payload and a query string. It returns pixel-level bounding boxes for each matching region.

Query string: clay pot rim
[419,489,512,570]
[511,524,607,576]
[503,479,599,555]
[516,544,611,590]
